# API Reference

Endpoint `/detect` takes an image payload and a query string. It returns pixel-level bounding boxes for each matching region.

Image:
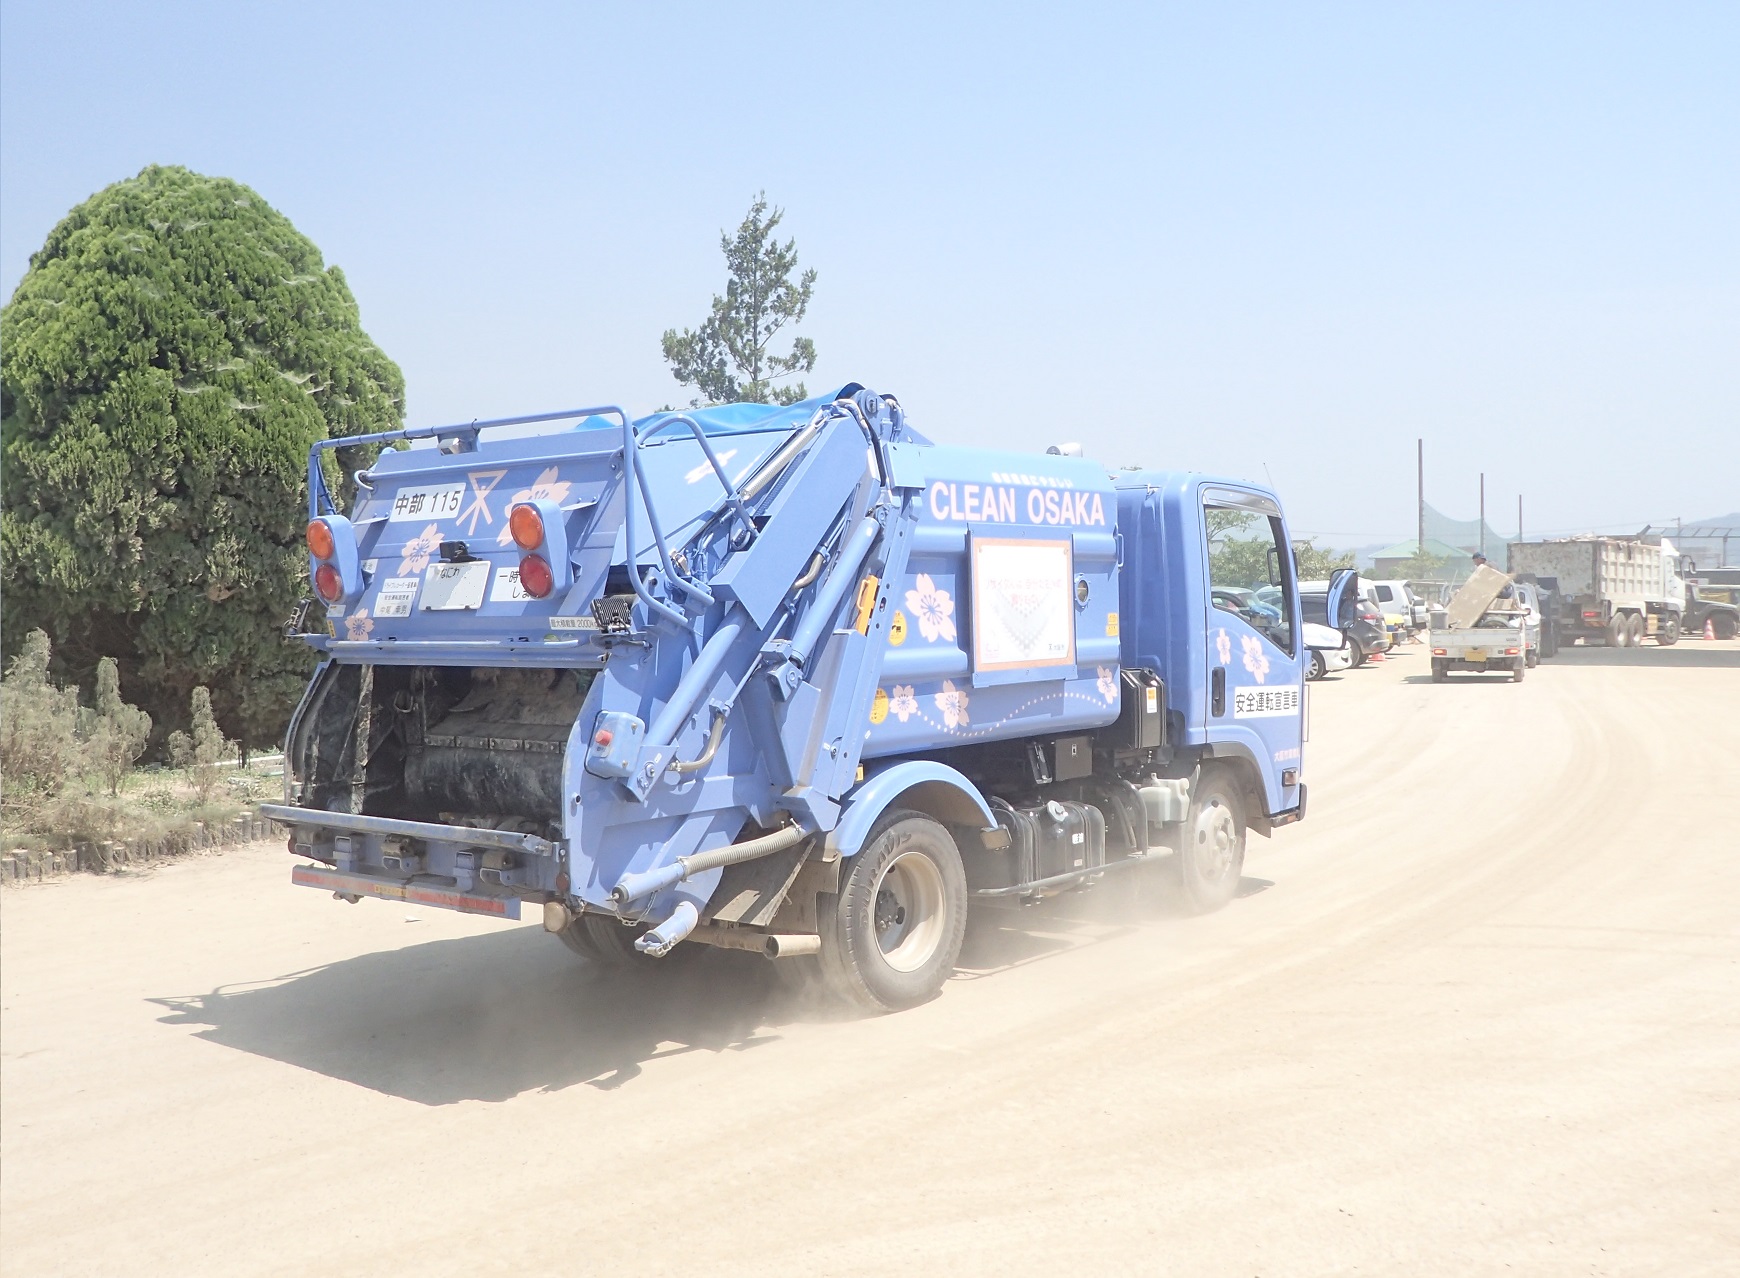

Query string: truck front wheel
[1657,616,1680,646]
[1714,614,1738,641]
[819,810,968,1012]
[1178,770,1246,913]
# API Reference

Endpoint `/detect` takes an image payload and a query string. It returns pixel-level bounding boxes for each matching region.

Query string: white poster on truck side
[971,537,1076,671]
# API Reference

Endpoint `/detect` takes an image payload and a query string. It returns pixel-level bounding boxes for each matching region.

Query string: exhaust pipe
[689,925,823,959]
[762,933,821,959]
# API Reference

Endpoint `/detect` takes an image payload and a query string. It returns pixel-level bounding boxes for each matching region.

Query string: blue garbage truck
[263,385,1309,1010]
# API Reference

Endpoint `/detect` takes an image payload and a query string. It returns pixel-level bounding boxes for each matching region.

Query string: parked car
[1512,580,1547,665]
[1300,573,1388,666]
[1303,620,1353,680]
[1367,579,1428,630]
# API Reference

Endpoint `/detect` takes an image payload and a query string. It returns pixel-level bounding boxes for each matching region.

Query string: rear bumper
[291,864,522,919]
[262,803,559,901]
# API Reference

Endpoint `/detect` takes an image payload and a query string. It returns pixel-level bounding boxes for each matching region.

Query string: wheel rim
[871,849,947,973]
[1193,800,1238,882]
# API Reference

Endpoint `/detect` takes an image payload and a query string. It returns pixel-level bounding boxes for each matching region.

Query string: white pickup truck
[1430,565,1538,683]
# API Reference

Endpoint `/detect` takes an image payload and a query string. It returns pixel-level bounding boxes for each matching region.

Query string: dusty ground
[4,639,1737,1276]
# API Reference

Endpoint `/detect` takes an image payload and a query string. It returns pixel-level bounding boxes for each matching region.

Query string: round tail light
[518,554,554,599]
[509,503,545,550]
[306,520,336,560]
[314,563,344,602]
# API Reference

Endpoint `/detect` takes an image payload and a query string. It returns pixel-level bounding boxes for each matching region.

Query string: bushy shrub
[0,629,85,807]
[87,657,152,796]
[167,686,230,803]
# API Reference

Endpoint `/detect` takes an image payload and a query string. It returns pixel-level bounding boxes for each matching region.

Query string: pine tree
[662,194,818,406]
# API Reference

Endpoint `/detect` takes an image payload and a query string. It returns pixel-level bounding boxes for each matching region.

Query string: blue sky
[3,2,1735,546]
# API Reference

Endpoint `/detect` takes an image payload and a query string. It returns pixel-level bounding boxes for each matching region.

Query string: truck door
[1325,569,1358,629]
[1201,487,1305,808]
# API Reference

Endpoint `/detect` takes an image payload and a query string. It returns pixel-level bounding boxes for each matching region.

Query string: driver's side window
[1204,496,1295,656]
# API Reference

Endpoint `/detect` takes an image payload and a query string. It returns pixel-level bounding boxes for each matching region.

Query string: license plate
[1465,649,1487,661]
[420,560,490,610]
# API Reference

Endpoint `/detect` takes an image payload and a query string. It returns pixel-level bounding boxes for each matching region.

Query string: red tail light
[518,554,554,598]
[306,520,336,560]
[314,563,343,602]
[510,504,545,551]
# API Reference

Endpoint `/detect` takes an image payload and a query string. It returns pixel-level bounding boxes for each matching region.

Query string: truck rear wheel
[819,810,968,1012]
[1606,614,1629,647]
[1431,658,1448,683]
[1626,613,1645,646]
[556,912,695,969]
[1512,657,1526,682]
[1177,769,1245,913]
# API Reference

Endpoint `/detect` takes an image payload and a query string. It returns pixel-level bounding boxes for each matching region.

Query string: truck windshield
[1204,498,1295,655]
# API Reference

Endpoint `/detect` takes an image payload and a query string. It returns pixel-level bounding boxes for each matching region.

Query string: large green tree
[662,193,818,406]
[1,165,405,747]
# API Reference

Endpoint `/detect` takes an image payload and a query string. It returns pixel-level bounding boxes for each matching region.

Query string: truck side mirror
[1266,545,1281,586]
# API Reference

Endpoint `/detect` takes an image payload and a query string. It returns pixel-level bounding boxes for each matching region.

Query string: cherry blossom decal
[397,523,443,575]
[1241,634,1271,683]
[889,685,919,723]
[495,467,574,546]
[1096,665,1118,704]
[934,679,970,729]
[344,609,375,641]
[1215,627,1232,667]
[904,574,957,643]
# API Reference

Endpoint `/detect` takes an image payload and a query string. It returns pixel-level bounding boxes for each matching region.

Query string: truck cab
[267,388,1306,1011]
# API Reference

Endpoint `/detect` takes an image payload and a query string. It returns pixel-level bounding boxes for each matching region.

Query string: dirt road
[4,641,1737,1276]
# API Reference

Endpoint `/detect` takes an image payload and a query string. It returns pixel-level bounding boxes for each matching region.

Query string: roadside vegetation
[0,629,276,853]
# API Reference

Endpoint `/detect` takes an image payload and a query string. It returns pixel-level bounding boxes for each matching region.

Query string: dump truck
[1430,564,1535,682]
[1508,536,1684,646]
[263,386,1307,1010]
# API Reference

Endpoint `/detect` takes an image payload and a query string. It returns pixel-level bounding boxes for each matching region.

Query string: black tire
[1526,647,1539,667]
[555,913,609,962]
[1657,616,1679,646]
[818,810,968,1012]
[1606,615,1628,648]
[556,912,696,969]
[1626,613,1645,647]
[1431,658,1448,683]
[1512,657,1526,682]
[1308,650,1326,680]
[1348,636,1366,667]
[1713,614,1738,641]
[1177,769,1246,913]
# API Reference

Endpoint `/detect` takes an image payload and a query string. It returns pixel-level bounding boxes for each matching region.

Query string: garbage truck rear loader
[265,387,1307,1010]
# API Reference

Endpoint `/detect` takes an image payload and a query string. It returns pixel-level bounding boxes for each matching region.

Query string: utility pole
[1417,439,1425,557]
[1517,494,1523,545]
[1479,473,1485,557]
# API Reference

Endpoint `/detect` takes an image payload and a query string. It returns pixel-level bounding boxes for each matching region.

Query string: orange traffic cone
[1706,618,1717,640]
[1370,647,1385,663]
